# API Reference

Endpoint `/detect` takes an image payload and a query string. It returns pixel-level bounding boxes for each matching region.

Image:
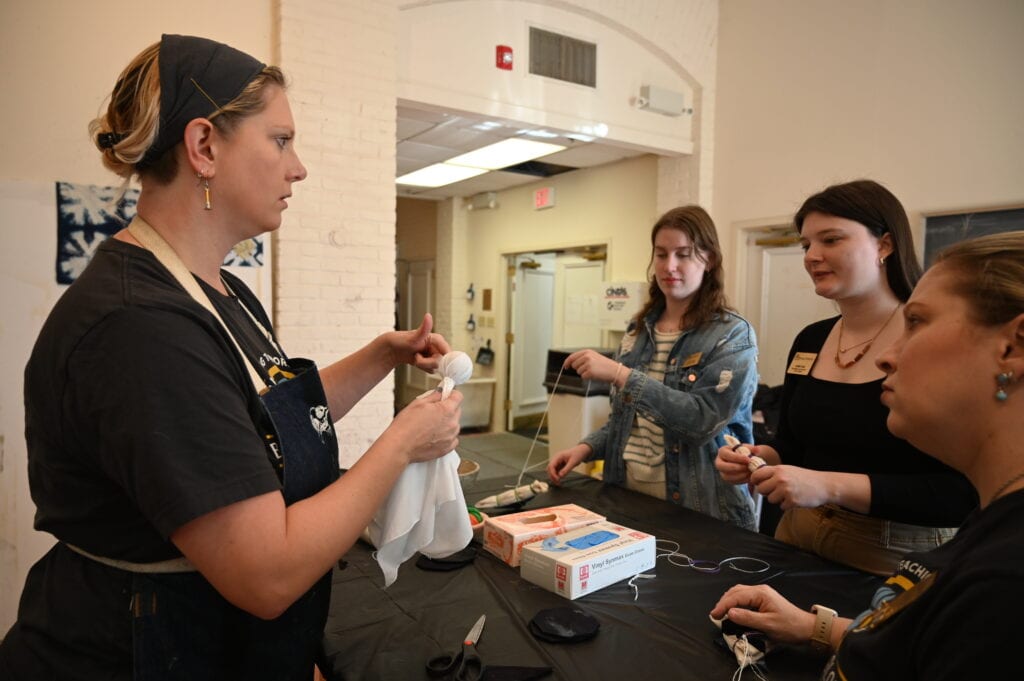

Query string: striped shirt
[623,328,681,499]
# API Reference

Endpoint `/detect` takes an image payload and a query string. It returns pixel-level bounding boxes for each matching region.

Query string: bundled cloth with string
[366,351,474,586]
[475,479,549,510]
[710,613,772,680]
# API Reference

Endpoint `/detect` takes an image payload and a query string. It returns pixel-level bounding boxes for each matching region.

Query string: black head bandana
[139,34,266,169]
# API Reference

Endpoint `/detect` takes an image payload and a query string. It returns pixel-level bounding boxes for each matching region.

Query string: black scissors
[427,614,486,680]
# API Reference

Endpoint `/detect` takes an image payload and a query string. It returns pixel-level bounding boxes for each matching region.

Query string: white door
[552,254,605,349]
[758,246,837,386]
[395,259,434,408]
[506,253,555,430]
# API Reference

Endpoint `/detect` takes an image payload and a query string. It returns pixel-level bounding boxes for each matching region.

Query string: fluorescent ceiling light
[396,164,488,187]
[447,138,566,170]
[519,128,560,139]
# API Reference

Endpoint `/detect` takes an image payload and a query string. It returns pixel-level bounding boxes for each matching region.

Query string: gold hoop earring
[878,256,886,266]
[198,172,211,210]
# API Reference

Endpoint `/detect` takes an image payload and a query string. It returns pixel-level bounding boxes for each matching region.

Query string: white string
[655,539,771,574]
[512,363,593,488]
[626,572,656,601]
[731,634,769,681]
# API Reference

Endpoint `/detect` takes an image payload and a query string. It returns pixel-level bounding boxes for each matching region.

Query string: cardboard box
[519,521,656,600]
[482,504,605,567]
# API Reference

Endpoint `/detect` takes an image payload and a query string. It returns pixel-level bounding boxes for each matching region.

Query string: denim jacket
[581,306,759,530]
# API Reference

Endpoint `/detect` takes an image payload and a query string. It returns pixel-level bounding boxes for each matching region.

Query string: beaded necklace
[834,304,901,369]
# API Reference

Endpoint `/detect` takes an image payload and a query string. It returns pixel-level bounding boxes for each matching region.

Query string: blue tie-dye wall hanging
[55,182,138,284]
[55,181,264,285]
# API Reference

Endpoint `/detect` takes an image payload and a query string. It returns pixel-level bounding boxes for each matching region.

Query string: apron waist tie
[66,543,197,573]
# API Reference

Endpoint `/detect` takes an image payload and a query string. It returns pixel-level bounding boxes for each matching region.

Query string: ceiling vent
[529,27,596,88]
[500,159,576,178]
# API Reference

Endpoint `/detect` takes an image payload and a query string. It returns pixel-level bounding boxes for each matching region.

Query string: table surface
[320,468,882,681]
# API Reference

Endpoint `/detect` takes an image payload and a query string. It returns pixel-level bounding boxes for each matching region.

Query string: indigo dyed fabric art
[224,237,264,267]
[56,181,264,285]
[56,182,138,284]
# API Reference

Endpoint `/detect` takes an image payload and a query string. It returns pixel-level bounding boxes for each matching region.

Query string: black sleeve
[869,468,978,526]
[66,305,282,539]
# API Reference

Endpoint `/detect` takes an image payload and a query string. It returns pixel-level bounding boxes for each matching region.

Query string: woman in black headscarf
[0,35,461,680]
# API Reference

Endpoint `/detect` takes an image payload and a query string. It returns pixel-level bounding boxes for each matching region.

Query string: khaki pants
[775,505,956,576]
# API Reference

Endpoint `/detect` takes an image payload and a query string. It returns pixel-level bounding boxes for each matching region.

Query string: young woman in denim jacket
[547,206,759,530]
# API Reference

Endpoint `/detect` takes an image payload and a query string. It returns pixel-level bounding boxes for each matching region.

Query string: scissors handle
[426,643,483,680]
[426,650,460,677]
[456,643,483,680]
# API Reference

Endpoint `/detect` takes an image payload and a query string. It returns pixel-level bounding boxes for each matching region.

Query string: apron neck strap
[127,216,267,393]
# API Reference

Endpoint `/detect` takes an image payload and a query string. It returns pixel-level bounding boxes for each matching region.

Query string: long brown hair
[630,205,732,333]
[794,179,920,301]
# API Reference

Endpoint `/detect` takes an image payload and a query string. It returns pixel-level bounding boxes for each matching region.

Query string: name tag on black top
[787,352,817,375]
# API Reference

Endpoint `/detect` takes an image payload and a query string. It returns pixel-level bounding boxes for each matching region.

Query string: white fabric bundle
[367,351,474,586]
[475,480,549,510]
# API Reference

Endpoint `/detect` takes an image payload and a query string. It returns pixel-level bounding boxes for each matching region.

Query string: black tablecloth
[320,473,882,680]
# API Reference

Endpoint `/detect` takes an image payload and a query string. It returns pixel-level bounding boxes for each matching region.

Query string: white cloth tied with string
[367,351,474,586]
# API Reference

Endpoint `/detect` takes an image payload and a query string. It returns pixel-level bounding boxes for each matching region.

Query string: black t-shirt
[25,238,287,562]
[770,317,977,526]
[824,489,1024,680]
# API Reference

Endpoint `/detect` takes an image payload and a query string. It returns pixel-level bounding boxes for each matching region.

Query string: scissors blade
[464,614,486,645]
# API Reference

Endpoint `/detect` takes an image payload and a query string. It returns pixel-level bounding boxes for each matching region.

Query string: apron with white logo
[119,218,340,680]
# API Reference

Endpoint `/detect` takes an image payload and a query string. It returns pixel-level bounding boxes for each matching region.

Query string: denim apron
[115,218,339,680]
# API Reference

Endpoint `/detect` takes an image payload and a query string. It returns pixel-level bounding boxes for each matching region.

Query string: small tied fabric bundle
[367,351,473,586]
[710,613,772,681]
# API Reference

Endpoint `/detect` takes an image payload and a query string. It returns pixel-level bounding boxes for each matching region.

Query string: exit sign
[534,187,555,210]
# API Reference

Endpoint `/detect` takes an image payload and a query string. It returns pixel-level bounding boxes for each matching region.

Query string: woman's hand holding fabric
[751,464,833,510]
[715,444,755,484]
[716,443,780,485]
[710,584,816,645]
[390,389,463,464]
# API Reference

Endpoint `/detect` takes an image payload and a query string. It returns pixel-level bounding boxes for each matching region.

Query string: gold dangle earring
[198,171,212,210]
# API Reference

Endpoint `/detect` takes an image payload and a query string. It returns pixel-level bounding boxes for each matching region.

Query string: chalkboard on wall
[924,205,1024,268]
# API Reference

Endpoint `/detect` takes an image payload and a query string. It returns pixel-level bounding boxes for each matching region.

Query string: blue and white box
[520,521,656,600]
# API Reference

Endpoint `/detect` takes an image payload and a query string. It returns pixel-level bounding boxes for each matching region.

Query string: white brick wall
[277,0,399,465]
[271,0,717,456]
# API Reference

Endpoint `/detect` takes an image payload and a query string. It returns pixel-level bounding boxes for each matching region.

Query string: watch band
[810,604,838,653]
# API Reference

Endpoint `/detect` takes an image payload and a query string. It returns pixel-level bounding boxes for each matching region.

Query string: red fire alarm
[496,45,513,70]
